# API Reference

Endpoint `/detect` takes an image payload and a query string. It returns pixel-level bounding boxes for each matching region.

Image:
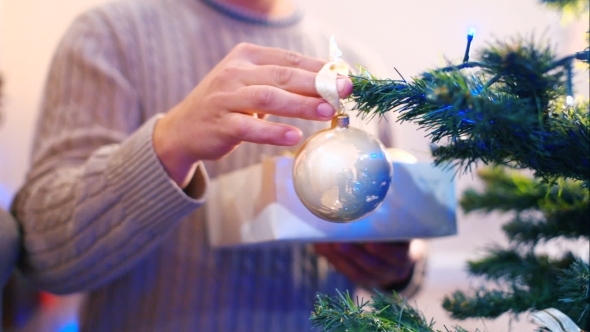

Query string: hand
[153,43,353,187]
[314,240,427,289]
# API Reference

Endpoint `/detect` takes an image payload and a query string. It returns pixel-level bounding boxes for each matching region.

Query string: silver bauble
[293,114,393,223]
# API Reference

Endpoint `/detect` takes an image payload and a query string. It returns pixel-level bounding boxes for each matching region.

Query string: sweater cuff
[107,114,209,228]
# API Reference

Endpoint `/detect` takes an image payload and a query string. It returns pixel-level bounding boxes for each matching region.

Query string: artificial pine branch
[502,210,590,244]
[460,167,558,213]
[558,258,590,329]
[450,166,588,328]
[540,0,590,12]
[460,167,590,244]
[466,249,576,283]
[350,39,589,184]
[315,4,589,331]
[440,165,589,329]
[442,251,580,320]
[442,288,536,320]
[310,290,432,332]
[310,290,471,332]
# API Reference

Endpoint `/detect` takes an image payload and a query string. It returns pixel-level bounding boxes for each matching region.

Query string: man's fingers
[223,86,336,121]
[364,242,412,267]
[235,43,326,72]
[224,113,302,146]
[212,63,352,100]
[238,65,318,97]
[335,244,412,284]
[315,243,414,287]
[314,244,367,284]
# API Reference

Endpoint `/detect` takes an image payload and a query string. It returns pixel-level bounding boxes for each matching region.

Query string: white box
[206,151,457,247]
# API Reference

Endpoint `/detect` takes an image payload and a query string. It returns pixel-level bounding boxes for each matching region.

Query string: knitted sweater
[12,0,394,330]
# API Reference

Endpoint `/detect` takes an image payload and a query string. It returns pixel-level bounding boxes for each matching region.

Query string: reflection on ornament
[293,113,393,223]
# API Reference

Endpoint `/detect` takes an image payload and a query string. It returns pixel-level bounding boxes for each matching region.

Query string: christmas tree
[310,0,589,331]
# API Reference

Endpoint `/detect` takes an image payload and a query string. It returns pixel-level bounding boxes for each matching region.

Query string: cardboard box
[206,151,457,247]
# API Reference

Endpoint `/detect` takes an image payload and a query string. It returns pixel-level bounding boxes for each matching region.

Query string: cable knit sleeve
[11,10,208,294]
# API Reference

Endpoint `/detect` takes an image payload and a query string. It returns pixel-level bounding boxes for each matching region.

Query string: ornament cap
[331,113,349,128]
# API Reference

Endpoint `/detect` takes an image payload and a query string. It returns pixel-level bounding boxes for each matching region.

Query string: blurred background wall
[1,0,587,331]
[0,0,112,208]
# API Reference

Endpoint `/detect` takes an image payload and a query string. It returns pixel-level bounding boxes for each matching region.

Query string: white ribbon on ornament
[530,307,582,332]
[315,36,350,113]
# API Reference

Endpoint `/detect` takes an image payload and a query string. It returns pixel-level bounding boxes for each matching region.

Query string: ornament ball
[292,113,393,223]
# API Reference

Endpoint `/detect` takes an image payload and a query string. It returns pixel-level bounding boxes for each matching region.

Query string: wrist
[152,114,198,188]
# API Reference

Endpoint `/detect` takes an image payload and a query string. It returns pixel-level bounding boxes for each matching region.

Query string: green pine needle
[310,290,470,332]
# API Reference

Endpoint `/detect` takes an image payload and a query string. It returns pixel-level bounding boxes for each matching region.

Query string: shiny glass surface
[293,114,393,223]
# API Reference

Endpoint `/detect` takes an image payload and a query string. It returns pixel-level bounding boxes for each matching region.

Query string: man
[11,0,426,330]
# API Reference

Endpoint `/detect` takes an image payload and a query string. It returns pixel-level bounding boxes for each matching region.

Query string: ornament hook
[337,101,347,116]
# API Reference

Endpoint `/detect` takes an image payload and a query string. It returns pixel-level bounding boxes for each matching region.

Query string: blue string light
[58,321,79,332]
[463,28,476,63]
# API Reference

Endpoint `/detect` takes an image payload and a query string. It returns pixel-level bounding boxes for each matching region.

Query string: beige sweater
[12,0,396,330]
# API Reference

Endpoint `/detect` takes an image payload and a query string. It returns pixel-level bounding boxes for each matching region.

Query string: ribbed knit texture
[12,0,392,330]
